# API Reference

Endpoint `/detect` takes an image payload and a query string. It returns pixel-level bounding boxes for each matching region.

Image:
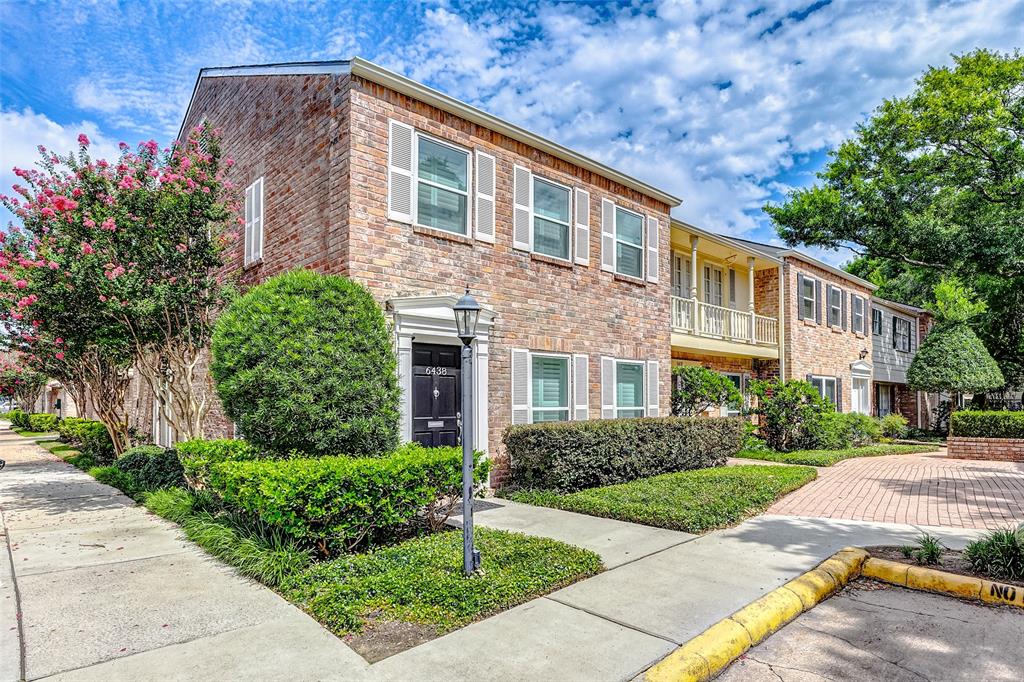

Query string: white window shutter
[574,189,590,265]
[387,120,414,223]
[475,150,496,243]
[573,354,589,420]
[511,348,530,425]
[252,177,264,262]
[600,199,615,272]
[243,183,254,265]
[646,360,660,417]
[512,165,532,251]
[646,216,659,283]
[600,356,615,418]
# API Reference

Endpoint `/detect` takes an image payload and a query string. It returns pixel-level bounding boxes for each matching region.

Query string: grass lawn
[735,444,941,467]
[12,428,58,438]
[502,465,817,533]
[282,527,602,636]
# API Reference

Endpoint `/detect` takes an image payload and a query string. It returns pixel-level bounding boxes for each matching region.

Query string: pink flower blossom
[81,242,95,255]
[78,134,90,146]
[99,295,107,302]
[101,217,116,231]
[176,243,188,253]
[55,338,63,344]
[55,352,64,360]
[14,280,27,289]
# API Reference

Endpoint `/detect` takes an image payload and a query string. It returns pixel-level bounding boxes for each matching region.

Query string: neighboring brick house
[142,58,680,484]
[871,297,934,428]
[668,221,784,415]
[727,238,877,413]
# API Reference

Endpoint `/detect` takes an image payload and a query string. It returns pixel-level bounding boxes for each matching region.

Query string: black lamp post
[453,289,482,575]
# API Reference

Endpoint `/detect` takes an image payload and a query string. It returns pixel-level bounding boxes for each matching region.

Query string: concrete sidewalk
[0,429,990,681]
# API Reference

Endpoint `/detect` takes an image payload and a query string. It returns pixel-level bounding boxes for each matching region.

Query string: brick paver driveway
[766,450,1024,529]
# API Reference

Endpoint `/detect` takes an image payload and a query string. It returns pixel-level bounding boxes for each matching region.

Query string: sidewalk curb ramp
[645,548,1023,682]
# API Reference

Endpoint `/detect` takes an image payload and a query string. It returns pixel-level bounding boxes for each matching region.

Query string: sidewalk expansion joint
[19,548,193,578]
[543,595,681,646]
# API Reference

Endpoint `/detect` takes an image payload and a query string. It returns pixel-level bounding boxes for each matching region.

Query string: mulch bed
[865,545,1024,589]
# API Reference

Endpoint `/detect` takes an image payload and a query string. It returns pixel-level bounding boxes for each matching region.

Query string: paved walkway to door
[765,450,1024,529]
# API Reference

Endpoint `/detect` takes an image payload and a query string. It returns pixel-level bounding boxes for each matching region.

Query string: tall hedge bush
[503,416,743,493]
[907,322,1004,394]
[210,269,400,458]
[950,411,1024,439]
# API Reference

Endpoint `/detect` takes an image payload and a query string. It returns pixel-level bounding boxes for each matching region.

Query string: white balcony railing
[672,296,778,346]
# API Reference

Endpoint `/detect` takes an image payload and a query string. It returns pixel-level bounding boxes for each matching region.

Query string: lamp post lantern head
[859,348,869,360]
[453,289,481,346]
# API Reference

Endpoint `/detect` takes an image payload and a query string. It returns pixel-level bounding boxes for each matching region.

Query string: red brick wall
[346,77,672,484]
[782,258,873,411]
[948,437,1024,462]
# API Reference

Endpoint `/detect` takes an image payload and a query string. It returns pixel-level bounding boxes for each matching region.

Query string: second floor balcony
[672,296,779,346]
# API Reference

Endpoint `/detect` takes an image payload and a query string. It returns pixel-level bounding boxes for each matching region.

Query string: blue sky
[2,0,1022,266]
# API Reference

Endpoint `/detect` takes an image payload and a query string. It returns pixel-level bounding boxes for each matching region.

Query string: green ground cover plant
[282,528,602,635]
[964,529,1024,581]
[503,465,816,533]
[736,444,939,467]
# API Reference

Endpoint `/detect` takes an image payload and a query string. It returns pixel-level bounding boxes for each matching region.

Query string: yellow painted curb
[861,557,909,585]
[645,547,864,682]
[980,580,1024,608]
[907,565,981,599]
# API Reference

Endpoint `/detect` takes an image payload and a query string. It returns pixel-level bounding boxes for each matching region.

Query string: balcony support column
[748,257,757,343]
[689,236,699,333]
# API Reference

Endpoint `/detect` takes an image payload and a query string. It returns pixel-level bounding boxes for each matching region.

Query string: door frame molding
[389,294,496,454]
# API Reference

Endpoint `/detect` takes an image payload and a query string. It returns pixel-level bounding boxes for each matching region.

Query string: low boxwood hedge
[176,438,265,488]
[207,442,486,555]
[950,411,1024,439]
[27,413,59,432]
[58,416,93,444]
[115,445,186,491]
[7,409,29,430]
[503,416,743,493]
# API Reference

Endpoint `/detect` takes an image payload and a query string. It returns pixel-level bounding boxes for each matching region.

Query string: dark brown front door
[412,343,461,447]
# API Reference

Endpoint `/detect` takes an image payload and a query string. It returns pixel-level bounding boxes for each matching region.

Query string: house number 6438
[425,366,448,375]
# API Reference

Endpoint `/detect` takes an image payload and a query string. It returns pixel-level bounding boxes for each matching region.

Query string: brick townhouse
[870,297,934,428]
[132,58,681,484]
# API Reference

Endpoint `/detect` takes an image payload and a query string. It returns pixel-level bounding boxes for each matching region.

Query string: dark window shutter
[814,280,822,324]
[892,316,898,348]
[796,273,805,320]
[841,290,848,330]
[836,377,843,411]
[806,373,813,383]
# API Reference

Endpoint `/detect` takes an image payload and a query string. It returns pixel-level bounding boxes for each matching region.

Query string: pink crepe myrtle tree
[0,125,238,454]
[0,356,48,411]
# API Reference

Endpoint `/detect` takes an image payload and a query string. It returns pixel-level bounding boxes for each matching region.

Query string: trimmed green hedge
[115,445,186,491]
[176,438,265,488]
[503,416,743,493]
[58,416,93,444]
[27,413,58,432]
[951,411,1024,439]
[207,443,485,554]
[7,409,29,430]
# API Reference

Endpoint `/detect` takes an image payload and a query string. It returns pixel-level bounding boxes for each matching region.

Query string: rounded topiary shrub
[211,269,400,457]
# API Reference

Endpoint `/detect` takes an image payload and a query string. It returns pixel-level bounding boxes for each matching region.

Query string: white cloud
[0,108,120,227]
[368,0,1024,260]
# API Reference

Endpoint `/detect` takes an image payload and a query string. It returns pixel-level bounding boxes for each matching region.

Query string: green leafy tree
[0,357,48,410]
[767,49,1024,385]
[907,278,1004,395]
[748,379,834,452]
[0,127,236,452]
[671,365,742,417]
[210,269,400,457]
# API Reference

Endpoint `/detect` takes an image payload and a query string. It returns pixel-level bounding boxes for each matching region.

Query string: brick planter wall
[948,436,1024,462]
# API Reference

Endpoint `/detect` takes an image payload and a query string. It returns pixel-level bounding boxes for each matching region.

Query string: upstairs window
[872,308,883,335]
[828,286,843,327]
[800,276,817,321]
[615,206,644,278]
[852,295,865,334]
[532,177,572,261]
[244,177,264,266]
[416,136,470,235]
[893,317,912,352]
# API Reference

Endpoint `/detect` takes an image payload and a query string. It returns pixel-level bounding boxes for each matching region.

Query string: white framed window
[721,373,743,417]
[415,134,471,235]
[810,375,837,406]
[615,360,646,418]
[614,206,644,278]
[852,295,865,334]
[704,264,724,306]
[671,252,691,297]
[800,276,817,321]
[828,285,843,327]
[531,353,570,423]
[532,176,572,261]
[728,268,737,308]
[872,307,883,335]
[893,317,911,352]
[243,177,264,266]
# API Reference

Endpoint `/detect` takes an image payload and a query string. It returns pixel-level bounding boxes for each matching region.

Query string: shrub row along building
[45,59,936,484]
